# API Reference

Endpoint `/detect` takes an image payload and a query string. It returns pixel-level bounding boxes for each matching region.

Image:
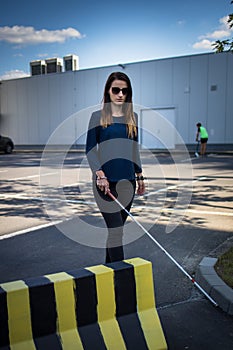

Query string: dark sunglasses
[111,87,128,95]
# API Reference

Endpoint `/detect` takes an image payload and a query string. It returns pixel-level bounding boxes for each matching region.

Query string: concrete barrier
[0,257,167,349]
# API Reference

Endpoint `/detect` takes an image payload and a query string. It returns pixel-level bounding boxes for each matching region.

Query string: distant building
[30,60,47,76]
[46,57,63,74]
[30,55,79,76]
[63,54,79,72]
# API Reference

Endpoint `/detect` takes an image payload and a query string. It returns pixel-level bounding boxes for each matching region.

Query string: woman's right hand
[96,171,109,194]
[96,177,109,194]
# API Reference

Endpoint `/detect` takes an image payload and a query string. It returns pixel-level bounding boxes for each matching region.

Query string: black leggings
[93,179,136,263]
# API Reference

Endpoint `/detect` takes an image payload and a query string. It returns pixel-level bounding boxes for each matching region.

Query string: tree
[212,1,233,52]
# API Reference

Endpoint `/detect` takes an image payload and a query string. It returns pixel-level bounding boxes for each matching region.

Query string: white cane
[107,190,218,307]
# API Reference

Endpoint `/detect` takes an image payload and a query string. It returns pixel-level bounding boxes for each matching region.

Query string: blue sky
[0,0,232,80]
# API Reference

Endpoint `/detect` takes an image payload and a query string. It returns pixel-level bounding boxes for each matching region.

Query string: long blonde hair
[101,72,137,138]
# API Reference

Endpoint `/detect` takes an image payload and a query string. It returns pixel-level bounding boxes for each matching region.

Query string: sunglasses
[111,87,128,95]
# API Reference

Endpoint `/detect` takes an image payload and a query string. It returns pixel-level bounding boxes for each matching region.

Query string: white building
[0,51,232,149]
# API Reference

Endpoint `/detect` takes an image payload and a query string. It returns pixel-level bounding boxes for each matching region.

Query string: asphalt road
[0,150,233,349]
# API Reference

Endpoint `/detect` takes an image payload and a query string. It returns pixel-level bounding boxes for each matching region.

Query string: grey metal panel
[73,69,99,146]
[14,80,29,143]
[47,73,76,145]
[140,108,175,149]
[225,53,233,143]
[82,69,99,107]
[47,74,63,134]
[173,57,190,143]
[26,78,40,144]
[36,76,50,144]
[124,63,142,106]
[207,53,227,143]
[140,61,157,107]
[189,55,209,143]
[97,67,116,103]
[2,80,18,141]
[155,59,173,106]
[60,71,75,119]
[73,70,86,111]
[0,82,10,136]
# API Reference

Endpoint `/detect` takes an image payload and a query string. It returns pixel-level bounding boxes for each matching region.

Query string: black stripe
[0,287,10,348]
[108,261,149,349]
[25,276,57,340]
[68,269,98,327]
[117,314,149,350]
[78,323,107,350]
[68,269,107,349]
[34,334,62,350]
[107,261,137,316]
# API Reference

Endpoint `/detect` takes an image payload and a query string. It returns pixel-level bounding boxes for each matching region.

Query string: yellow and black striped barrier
[0,257,167,349]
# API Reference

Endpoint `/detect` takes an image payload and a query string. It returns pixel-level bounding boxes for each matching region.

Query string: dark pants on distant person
[93,179,136,263]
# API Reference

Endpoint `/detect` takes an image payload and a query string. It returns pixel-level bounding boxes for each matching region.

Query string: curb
[195,257,233,315]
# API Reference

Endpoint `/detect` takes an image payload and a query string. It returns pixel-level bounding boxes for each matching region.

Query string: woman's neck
[111,103,124,117]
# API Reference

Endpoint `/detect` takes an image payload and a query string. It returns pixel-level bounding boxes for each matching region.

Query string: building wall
[0,52,232,147]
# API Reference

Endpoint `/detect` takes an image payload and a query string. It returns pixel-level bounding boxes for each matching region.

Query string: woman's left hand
[137,180,146,195]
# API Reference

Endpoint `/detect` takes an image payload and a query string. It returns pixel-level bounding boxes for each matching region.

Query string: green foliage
[213,1,233,52]
[213,39,233,53]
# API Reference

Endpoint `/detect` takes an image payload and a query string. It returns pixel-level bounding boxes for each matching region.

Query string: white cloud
[193,39,214,50]
[0,70,30,81]
[177,20,186,26]
[37,53,49,58]
[193,15,233,50]
[13,53,23,57]
[0,26,85,45]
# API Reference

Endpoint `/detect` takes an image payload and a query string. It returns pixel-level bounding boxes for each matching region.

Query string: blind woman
[86,72,145,263]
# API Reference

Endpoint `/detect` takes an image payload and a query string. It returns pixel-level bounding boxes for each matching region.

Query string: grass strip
[215,247,233,289]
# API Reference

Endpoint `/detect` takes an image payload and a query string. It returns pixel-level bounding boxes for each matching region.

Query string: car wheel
[5,143,13,154]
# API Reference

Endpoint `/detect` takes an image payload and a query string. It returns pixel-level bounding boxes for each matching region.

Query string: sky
[0,0,232,80]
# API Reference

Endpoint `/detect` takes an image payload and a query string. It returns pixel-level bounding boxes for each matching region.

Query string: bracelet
[136,175,145,181]
[97,176,107,180]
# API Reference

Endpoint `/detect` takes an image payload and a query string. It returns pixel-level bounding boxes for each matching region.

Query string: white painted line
[14,162,39,166]
[0,220,63,241]
[183,208,233,217]
[0,193,96,206]
[134,206,233,217]
[0,176,207,204]
[0,170,8,173]
[181,156,198,162]
[8,172,58,181]
[39,196,96,206]
[145,176,207,197]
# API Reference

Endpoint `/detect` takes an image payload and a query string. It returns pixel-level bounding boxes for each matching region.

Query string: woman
[86,72,145,263]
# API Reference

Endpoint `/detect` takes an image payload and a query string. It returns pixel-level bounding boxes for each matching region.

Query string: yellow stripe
[45,272,84,350]
[125,258,156,310]
[1,280,36,350]
[125,258,167,350]
[86,265,126,350]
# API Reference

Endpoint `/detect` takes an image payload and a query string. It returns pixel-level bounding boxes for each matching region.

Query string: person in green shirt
[196,122,208,157]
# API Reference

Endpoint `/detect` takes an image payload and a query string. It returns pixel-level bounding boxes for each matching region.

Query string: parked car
[0,135,14,154]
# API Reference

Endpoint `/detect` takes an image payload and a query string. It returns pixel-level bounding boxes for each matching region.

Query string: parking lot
[0,150,233,349]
